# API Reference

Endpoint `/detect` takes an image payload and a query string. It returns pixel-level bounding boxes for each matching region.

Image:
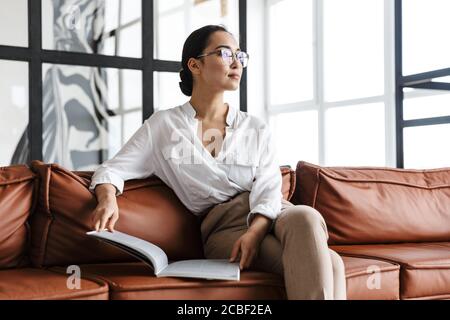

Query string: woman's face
[191,31,243,93]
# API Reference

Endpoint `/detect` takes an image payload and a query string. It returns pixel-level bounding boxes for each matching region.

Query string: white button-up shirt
[89,101,282,229]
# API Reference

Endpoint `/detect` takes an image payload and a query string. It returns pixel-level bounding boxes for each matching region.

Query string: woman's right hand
[91,199,119,232]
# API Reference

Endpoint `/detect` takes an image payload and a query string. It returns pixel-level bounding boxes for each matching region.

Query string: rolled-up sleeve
[89,118,155,196]
[247,125,282,231]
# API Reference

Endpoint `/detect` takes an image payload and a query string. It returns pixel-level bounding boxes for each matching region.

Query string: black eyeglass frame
[196,48,250,68]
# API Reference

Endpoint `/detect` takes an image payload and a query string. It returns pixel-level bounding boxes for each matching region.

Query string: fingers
[238,243,257,270]
[229,238,257,270]
[94,219,100,232]
[239,246,249,270]
[241,248,257,270]
[107,213,119,232]
[229,239,241,262]
[92,207,119,232]
[244,250,256,270]
[99,213,110,232]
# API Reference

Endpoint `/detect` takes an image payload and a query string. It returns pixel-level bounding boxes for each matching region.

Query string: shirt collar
[181,101,236,127]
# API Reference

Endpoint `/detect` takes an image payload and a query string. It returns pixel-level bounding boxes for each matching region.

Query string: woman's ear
[188,57,201,76]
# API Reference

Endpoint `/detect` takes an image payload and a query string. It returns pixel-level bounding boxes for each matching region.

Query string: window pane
[158,0,184,12]
[323,0,384,102]
[154,72,191,111]
[123,111,142,142]
[0,60,28,166]
[154,0,240,61]
[270,111,319,168]
[121,69,142,110]
[325,103,385,166]
[42,0,142,58]
[117,19,142,58]
[403,0,450,75]
[42,64,142,170]
[404,124,450,169]
[404,89,450,120]
[0,0,27,47]
[269,0,313,105]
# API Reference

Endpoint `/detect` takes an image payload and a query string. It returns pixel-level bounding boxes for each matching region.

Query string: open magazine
[86,230,240,281]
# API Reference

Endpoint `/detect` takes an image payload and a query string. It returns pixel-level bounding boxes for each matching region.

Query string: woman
[90,25,346,300]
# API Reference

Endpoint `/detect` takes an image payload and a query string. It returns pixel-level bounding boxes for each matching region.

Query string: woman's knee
[329,249,345,274]
[277,205,329,239]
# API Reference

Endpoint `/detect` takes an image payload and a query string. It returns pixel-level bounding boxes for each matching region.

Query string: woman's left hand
[229,230,264,270]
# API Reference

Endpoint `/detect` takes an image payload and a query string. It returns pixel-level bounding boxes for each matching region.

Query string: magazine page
[158,259,240,281]
[86,230,168,274]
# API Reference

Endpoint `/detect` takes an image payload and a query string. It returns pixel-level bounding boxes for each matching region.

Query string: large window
[153,0,241,111]
[267,0,390,169]
[268,0,450,169]
[0,60,28,166]
[396,0,450,169]
[0,0,247,169]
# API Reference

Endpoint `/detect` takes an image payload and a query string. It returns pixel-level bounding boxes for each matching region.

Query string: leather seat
[0,268,109,300]
[331,242,450,300]
[56,257,401,300]
[57,263,287,300]
[340,255,400,300]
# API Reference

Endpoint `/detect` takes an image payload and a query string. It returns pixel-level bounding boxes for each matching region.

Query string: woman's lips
[229,75,241,80]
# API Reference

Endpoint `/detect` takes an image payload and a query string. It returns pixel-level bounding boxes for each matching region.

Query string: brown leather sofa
[0,160,449,300]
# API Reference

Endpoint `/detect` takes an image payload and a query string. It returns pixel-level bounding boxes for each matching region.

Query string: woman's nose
[230,59,241,69]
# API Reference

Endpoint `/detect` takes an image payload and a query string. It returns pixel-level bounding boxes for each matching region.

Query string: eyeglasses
[196,48,249,68]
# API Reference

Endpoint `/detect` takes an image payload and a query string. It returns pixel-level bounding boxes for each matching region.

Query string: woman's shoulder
[235,109,269,131]
[146,105,184,126]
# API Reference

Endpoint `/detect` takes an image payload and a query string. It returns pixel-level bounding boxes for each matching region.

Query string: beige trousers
[200,191,347,300]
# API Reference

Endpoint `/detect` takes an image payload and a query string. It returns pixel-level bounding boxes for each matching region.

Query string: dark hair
[179,25,231,96]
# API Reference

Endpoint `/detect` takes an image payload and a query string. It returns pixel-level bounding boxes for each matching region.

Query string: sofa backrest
[0,165,37,269]
[27,161,296,268]
[281,166,296,201]
[292,161,450,245]
[29,160,205,268]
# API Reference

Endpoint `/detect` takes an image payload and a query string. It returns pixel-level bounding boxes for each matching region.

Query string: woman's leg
[271,205,337,299]
[200,191,347,300]
[200,191,251,260]
[329,249,347,300]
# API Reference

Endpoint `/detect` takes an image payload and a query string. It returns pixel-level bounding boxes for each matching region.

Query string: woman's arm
[89,118,156,196]
[230,125,283,269]
[246,125,283,232]
[248,213,272,238]
[92,183,119,231]
[94,183,117,203]
[90,117,156,231]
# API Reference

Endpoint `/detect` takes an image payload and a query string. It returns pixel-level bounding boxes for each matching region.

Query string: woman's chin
[224,83,240,91]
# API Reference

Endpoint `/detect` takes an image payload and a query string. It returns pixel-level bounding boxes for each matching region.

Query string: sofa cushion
[64,257,400,300]
[331,242,450,300]
[341,255,400,300]
[29,160,204,268]
[292,161,450,244]
[0,165,37,269]
[0,267,108,300]
[68,262,287,300]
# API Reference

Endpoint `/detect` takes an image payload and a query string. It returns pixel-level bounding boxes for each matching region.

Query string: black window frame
[0,0,248,164]
[395,0,450,168]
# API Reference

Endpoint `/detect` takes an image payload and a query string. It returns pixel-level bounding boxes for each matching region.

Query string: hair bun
[179,68,193,96]
[179,69,186,81]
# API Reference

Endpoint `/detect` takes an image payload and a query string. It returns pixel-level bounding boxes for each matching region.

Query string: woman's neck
[190,91,227,122]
